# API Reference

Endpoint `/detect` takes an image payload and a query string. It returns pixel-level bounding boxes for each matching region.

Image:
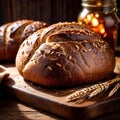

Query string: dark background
[0,0,120,45]
[0,0,81,24]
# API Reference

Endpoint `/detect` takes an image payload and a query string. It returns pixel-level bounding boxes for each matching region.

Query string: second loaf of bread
[16,22,115,87]
[0,19,48,62]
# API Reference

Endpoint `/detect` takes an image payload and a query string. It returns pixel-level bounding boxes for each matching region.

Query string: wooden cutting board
[1,63,120,120]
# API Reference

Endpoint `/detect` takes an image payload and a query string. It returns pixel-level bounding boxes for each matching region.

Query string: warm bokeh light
[97,1,102,6]
[99,24,105,34]
[79,13,106,35]
[91,18,99,27]
[78,12,118,49]
[87,14,92,22]
[95,13,99,18]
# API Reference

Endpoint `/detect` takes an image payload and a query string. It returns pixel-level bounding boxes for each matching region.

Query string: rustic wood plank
[11,0,51,23]
[0,0,81,25]
[0,0,12,25]
[50,0,81,24]
[1,63,120,120]
[0,97,62,120]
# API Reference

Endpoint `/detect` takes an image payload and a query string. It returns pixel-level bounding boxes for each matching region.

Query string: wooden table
[0,95,120,120]
[0,95,63,120]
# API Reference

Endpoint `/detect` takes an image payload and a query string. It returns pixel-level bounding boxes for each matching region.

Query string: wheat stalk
[88,82,109,98]
[66,84,99,102]
[108,82,120,98]
[66,76,120,102]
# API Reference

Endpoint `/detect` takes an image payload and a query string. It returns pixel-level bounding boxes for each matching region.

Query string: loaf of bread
[0,20,48,62]
[16,22,115,87]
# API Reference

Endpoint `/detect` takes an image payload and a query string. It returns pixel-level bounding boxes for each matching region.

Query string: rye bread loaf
[16,22,115,87]
[0,20,48,62]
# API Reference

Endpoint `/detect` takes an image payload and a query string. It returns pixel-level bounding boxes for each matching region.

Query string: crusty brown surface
[16,22,115,87]
[0,20,48,62]
[0,23,10,61]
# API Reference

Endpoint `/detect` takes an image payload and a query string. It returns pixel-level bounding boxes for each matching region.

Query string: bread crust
[16,22,115,87]
[0,20,48,62]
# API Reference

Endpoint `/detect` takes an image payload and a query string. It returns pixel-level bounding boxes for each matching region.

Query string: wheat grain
[66,83,105,102]
[89,82,109,98]
[66,76,120,102]
[108,82,120,98]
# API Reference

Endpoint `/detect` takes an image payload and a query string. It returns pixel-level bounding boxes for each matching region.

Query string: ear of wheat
[108,82,120,98]
[66,76,120,102]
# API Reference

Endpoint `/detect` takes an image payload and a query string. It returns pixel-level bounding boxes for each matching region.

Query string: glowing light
[87,14,92,21]
[78,21,83,25]
[91,18,99,27]
[97,2,102,6]
[100,29,105,34]
[99,24,105,34]
[95,13,99,18]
